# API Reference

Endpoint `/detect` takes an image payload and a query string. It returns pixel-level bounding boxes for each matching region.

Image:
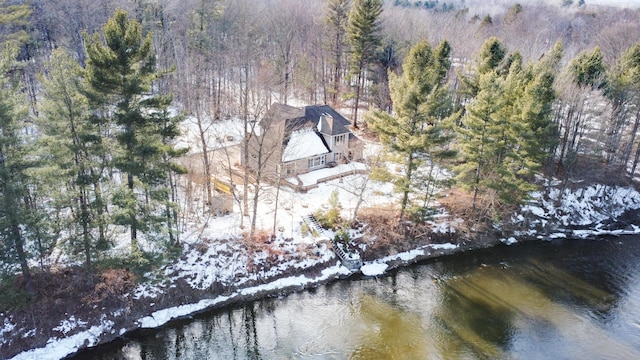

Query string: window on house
[334,134,346,146]
[308,155,326,169]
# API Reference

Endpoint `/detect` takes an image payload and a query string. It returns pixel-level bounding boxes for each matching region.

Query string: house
[242,103,363,179]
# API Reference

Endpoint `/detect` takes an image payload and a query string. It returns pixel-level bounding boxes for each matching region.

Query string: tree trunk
[128,172,138,251]
[168,168,179,246]
[250,182,260,239]
[556,105,573,175]
[92,173,107,249]
[79,185,92,270]
[353,68,363,128]
[195,109,213,211]
[422,163,437,209]
[332,29,343,105]
[472,121,488,210]
[12,222,35,297]
[272,174,281,237]
[632,137,640,177]
[623,109,640,169]
[242,65,250,222]
[606,99,628,165]
[283,54,290,105]
[400,152,414,220]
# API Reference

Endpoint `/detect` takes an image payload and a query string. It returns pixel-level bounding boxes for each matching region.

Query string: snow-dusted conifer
[367,39,457,220]
[84,10,183,252]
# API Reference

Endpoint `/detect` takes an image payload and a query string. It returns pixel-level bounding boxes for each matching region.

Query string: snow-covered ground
[3,138,402,360]
[9,179,640,359]
[5,122,640,359]
[516,183,640,240]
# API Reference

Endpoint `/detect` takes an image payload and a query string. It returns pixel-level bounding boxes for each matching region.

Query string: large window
[308,155,326,169]
[334,134,346,146]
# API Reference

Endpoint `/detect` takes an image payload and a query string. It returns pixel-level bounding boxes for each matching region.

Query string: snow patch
[521,185,640,235]
[361,262,388,276]
[430,243,459,250]
[549,233,567,239]
[139,263,350,329]
[501,237,518,245]
[522,205,546,218]
[10,316,115,360]
[382,249,426,263]
[1,317,15,344]
[52,316,88,335]
[292,162,368,187]
[138,298,224,328]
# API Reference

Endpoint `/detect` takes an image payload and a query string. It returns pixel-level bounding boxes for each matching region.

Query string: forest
[1,0,640,306]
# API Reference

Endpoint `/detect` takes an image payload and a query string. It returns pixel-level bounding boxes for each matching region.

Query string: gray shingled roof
[260,103,352,136]
[259,103,305,129]
[305,105,351,135]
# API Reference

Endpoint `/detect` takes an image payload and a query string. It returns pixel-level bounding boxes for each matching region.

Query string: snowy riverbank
[4,183,640,360]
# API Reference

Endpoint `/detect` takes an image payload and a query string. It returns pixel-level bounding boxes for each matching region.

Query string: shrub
[334,229,351,243]
[82,269,136,305]
[0,275,31,310]
[300,222,310,237]
[407,205,438,223]
[315,189,343,230]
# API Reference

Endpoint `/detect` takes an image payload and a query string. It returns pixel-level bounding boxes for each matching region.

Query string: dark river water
[74,236,640,359]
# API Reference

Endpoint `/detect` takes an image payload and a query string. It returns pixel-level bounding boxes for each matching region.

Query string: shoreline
[72,227,640,359]
[6,204,640,360]
[7,230,496,360]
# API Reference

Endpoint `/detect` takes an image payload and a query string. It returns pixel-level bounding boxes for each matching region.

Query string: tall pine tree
[347,0,382,128]
[455,71,505,209]
[38,49,109,270]
[84,10,183,252]
[455,40,559,210]
[367,40,457,220]
[0,1,31,45]
[326,0,351,105]
[0,45,35,296]
[612,43,640,174]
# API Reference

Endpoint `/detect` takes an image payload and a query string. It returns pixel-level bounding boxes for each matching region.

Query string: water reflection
[350,293,429,359]
[72,236,640,360]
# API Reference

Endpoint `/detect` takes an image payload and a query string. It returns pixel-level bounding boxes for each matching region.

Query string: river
[72,236,640,359]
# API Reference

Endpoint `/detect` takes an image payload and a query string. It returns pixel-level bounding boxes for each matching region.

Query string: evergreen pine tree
[0,1,31,45]
[367,40,457,220]
[455,42,559,209]
[478,37,507,76]
[570,47,606,89]
[604,47,631,165]
[84,10,183,252]
[0,46,35,296]
[455,71,504,209]
[459,37,507,102]
[611,43,640,173]
[326,0,351,105]
[38,49,109,269]
[347,0,382,128]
